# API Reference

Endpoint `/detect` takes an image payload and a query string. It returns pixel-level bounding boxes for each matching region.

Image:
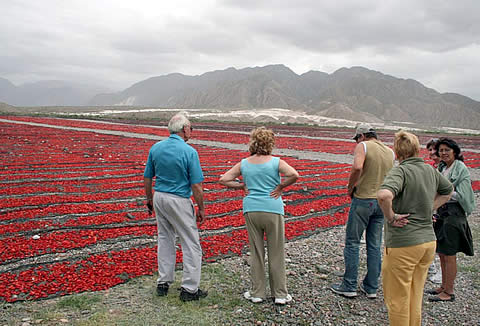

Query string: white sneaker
[243,291,263,303]
[330,283,358,298]
[359,283,377,299]
[429,270,442,284]
[275,294,293,305]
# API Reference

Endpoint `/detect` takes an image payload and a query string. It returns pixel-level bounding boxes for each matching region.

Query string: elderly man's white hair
[168,113,190,134]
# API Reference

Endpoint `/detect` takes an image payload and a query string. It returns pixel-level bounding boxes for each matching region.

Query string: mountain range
[2,65,480,129]
[0,78,109,107]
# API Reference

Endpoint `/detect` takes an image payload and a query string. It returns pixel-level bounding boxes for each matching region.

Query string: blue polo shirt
[144,134,204,198]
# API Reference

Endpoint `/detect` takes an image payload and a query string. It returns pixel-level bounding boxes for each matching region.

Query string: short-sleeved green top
[380,157,453,248]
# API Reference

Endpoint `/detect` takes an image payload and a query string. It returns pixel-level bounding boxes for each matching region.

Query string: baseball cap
[353,123,375,140]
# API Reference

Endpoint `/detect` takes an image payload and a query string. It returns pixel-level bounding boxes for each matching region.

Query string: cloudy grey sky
[1,0,479,100]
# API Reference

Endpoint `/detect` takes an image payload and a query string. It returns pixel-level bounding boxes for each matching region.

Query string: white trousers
[153,191,202,293]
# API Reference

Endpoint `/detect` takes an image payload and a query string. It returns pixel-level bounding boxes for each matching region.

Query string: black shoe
[156,283,169,296]
[179,287,208,302]
[428,292,455,302]
[425,287,443,295]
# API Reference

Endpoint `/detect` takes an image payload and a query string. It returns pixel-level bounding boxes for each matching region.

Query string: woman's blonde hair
[249,127,275,155]
[394,130,420,161]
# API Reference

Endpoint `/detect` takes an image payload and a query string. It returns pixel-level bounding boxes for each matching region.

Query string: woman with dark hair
[219,127,299,305]
[426,138,440,168]
[426,138,442,282]
[427,137,475,302]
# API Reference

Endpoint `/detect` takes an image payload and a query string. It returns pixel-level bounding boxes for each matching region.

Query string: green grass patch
[57,293,102,310]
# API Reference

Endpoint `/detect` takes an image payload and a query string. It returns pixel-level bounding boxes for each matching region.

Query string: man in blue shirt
[144,113,207,302]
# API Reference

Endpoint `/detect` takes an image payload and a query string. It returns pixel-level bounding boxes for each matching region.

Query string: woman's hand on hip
[270,185,283,199]
[390,213,410,228]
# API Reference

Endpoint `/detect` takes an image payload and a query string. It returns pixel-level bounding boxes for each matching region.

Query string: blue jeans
[342,197,384,292]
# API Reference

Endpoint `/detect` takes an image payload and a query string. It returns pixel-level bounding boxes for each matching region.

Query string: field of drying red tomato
[1,115,479,303]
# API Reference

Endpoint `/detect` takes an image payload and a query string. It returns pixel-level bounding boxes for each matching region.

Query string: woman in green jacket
[427,137,475,302]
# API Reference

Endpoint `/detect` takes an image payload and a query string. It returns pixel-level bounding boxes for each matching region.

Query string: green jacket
[438,160,476,216]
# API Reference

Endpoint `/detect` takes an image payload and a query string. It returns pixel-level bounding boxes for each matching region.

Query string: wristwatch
[388,214,397,224]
